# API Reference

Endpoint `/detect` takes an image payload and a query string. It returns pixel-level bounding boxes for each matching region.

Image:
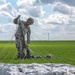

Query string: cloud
[0,0,17,33]
[35,12,75,36]
[33,13,72,33]
[17,0,36,7]
[18,6,45,18]
[54,4,75,16]
[0,0,6,5]
[40,0,56,4]
[45,13,75,34]
[0,23,17,34]
[21,0,52,6]
[40,0,75,7]
[28,6,45,17]
[39,24,57,30]
[0,24,8,33]
[45,13,69,25]
[0,3,17,19]
[17,0,45,17]
[34,17,57,30]
[66,25,75,32]
[60,0,75,7]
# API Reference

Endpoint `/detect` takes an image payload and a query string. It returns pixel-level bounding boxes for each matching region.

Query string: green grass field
[0,41,75,65]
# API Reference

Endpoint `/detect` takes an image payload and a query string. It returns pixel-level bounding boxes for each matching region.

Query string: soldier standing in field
[13,15,34,59]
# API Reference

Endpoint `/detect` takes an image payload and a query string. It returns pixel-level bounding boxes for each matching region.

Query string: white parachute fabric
[0,63,75,75]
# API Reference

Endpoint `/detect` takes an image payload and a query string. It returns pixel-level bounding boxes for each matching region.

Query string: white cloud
[45,13,69,25]
[17,0,36,7]
[39,24,57,30]
[34,17,57,30]
[0,3,17,19]
[33,13,72,32]
[60,0,75,7]
[28,6,45,17]
[40,0,56,4]
[17,0,45,17]
[18,9,27,14]
[0,0,6,5]
[16,0,45,18]
[40,0,75,7]
[34,12,75,39]
[0,11,13,19]
[54,3,75,16]
[0,24,8,33]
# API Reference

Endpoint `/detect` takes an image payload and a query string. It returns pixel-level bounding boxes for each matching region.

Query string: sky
[0,0,75,40]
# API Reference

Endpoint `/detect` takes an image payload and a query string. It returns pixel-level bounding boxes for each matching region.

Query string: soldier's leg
[15,36,20,58]
[25,44,31,58]
[15,36,25,58]
[27,32,30,44]
[21,35,26,58]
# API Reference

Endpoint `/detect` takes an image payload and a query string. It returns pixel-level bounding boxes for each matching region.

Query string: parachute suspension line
[0,26,17,61]
[9,26,20,63]
[9,49,17,63]
[32,30,50,54]
[31,33,50,63]
[0,34,14,60]
[27,36,38,62]
[0,27,50,63]
[30,31,50,63]
[2,44,15,62]
[31,30,41,40]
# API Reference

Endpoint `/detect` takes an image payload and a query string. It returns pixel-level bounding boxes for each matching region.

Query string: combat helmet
[27,18,34,25]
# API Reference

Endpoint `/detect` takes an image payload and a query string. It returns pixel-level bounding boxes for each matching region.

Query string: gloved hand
[27,41,30,44]
[18,15,21,18]
[13,15,21,24]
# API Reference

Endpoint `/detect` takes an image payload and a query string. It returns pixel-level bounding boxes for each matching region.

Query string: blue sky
[6,0,17,7]
[0,0,75,40]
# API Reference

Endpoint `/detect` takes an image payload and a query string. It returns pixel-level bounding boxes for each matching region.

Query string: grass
[0,40,75,65]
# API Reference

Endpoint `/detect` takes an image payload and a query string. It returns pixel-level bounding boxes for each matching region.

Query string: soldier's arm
[27,27,31,44]
[13,15,21,24]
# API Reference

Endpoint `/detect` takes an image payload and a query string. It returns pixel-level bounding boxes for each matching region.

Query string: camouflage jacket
[15,20,31,43]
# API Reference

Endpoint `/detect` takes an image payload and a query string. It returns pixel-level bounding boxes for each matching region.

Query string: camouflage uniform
[15,18,31,58]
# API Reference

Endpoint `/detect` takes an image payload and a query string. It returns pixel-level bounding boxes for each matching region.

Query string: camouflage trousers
[15,35,31,59]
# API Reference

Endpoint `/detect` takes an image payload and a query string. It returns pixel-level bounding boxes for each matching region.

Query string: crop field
[0,41,75,65]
